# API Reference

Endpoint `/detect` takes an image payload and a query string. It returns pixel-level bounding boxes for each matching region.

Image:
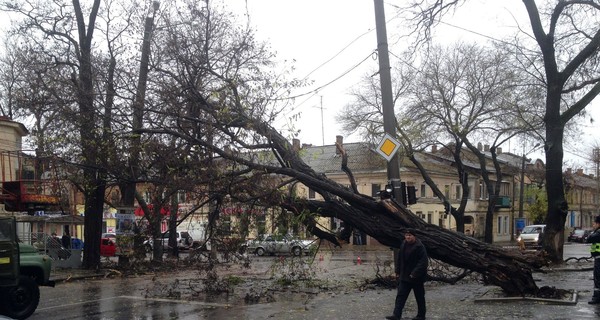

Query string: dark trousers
[594,258,600,299]
[393,280,426,318]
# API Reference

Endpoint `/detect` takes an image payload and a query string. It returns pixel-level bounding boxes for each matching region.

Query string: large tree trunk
[284,186,543,295]
[542,92,567,263]
[258,121,544,295]
[74,0,103,269]
[141,82,547,296]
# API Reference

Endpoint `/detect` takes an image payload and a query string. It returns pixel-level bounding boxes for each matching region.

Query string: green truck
[0,217,54,319]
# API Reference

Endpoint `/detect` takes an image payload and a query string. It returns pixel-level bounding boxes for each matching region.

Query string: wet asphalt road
[27,243,600,319]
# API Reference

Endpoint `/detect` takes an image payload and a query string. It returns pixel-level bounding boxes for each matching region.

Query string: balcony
[495,196,511,208]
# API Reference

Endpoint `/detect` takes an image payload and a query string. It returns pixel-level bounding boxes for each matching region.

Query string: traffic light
[407,185,417,204]
[400,182,418,206]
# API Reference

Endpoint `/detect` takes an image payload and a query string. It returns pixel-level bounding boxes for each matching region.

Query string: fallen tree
[144,105,547,295]
[134,7,547,293]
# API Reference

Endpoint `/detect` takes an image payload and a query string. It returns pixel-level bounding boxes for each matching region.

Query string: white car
[517,224,545,249]
[144,231,192,251]
[243,234,316,256]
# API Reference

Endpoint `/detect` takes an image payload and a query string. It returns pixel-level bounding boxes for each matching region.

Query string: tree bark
[73,0,104,269]
[249,122,546,294]
[285,194,543,295]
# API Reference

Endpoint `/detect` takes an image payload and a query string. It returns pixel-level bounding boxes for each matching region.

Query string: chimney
[431,145,437,153]
[576,168,583,175]
[292,138,300,152]
[497,147,502,154]
[336,135,343,155]
[477,142,483,151]
[484,144,490,152]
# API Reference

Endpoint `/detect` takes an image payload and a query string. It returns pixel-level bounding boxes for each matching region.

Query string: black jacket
[587,227,600,257]
[395,239,428,282]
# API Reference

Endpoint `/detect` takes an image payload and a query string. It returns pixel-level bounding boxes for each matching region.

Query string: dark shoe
[589,299,600,305]
[385,316,399,320]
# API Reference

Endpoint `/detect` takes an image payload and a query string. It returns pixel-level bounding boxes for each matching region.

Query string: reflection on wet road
[27,244,594,319]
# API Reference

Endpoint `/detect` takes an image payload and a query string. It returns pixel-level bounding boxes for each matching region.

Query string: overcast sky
[221,0,600,172]
[0,1,597,172]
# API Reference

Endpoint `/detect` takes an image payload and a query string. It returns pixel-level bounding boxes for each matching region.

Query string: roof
[300,142,457,177]
[300,142,386,174]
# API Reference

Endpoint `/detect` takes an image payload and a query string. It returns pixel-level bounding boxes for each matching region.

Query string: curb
[474,290,578,305]
[50,270,113,283]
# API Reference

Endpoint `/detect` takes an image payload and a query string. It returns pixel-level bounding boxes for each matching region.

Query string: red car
[568,229,593,243]
[100,237,116,257]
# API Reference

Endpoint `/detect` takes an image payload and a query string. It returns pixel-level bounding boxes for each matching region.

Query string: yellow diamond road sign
[376,133,401,161]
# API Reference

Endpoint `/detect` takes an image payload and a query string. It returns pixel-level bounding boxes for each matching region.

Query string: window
[497,216,502,234]
[308,188,316,199]
[503,216,509,234]
[427,212,433,224]
[500,182,511,196]
[420,184,426,198]
[177,190,186,203]
[371,184,381,197]
[455,185,461,200]
[415,211,423,220]
[479,182,488,199]
[444,185,450,198]
[219,216,232,236]
[256,214,266,235]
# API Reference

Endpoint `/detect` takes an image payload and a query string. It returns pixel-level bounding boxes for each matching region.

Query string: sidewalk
[50,266,115,283]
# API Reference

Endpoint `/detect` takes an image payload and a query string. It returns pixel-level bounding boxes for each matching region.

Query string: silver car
[517,224,545,249]
[244,234,315,256]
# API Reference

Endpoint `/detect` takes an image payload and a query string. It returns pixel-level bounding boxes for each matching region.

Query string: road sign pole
[374,0,403,203]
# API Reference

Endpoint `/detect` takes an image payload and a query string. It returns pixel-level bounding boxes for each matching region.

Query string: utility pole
[312,96,326,146]
[594,148,600,216]
[518,147,526,219]
[320,96,325,146]
[373,0,403,203]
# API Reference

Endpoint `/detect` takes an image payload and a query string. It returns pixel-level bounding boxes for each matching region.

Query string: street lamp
[518,143,541,219]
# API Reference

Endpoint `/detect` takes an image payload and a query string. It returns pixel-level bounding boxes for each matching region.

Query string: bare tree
[402,0,600,264]
[1,0,550,294]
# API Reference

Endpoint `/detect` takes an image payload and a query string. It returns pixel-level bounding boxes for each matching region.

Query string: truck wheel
[0,275,40,320]
[256,248,265,256]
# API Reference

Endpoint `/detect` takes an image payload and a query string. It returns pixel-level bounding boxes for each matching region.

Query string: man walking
[587,215,600,304]
[386,230,429,320]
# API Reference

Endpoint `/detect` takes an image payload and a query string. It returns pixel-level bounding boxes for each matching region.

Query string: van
[177,228,210,250]
[517,224,545,249]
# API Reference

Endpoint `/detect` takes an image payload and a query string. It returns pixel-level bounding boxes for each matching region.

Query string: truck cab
[0,217,54,319]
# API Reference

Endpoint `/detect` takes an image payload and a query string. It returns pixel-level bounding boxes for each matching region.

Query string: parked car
[32,233,71,260]
[177,229,207,249]
[517,224,545,249]
[101,233,117,242]
[144,231,192,252]
[243,234,316,256]
[100,238,116,257]
[568,228,593,243]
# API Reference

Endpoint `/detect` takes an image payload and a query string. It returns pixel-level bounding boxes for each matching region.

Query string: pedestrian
[587,215,600,304]
[386,230,429,320]
[62,231,71,249]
